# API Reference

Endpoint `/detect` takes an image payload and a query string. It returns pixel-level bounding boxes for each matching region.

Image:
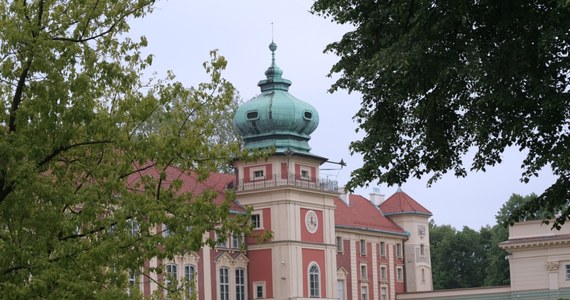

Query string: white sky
[130,0,557,230]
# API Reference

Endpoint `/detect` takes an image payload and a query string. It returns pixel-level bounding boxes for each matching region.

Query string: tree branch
[37,140,114,168]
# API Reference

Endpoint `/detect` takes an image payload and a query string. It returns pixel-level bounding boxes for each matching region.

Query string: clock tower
[233,42,339,300]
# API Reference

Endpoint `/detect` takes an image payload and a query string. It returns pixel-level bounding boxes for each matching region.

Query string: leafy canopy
[312,0,570,228]
[0,0,247,298]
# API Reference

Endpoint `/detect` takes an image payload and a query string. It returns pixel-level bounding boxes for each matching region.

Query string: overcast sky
[130,0,557,230]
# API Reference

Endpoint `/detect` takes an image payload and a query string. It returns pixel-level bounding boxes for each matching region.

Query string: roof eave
[335,224,409,237]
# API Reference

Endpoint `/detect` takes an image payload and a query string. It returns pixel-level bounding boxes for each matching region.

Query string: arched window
[184,265,196,299]
[236,268,246,300]
[219,267,229,300]
[309,263,320,297]
[165,264,178,299]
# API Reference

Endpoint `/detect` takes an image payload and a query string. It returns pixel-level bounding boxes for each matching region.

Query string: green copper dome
[233,42,319,153]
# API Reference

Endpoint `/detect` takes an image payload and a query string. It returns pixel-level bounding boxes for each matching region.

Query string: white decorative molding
[547,261,559,272]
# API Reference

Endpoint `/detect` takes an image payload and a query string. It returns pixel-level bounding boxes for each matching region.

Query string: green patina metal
[233,42,319,153]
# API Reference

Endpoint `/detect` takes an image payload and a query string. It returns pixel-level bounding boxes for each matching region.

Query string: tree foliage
[0,0,247,298]
[312,0,570,227]
[429,221,510,289]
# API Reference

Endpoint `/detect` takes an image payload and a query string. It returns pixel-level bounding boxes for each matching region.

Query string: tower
[233,42,339,299]
[380,188,434,293]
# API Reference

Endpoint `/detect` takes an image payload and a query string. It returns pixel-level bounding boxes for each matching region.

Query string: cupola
[233,42,319,153]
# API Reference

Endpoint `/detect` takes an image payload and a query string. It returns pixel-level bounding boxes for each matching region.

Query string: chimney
[338,186,349,205]
[369,187,385,206]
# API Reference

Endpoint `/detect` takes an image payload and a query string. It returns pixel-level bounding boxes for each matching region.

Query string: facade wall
[335,229,407,300]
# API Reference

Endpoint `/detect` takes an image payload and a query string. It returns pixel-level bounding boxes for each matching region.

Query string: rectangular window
[566,265,570,280]
[380,241,386,257]
[219,267,229,300]
[336,236,343,252]
[361,286,368,300]
[360,264,367,279]
[127,270,138,295]
[396,243,402,258]
[251,214,261,229]
[301,170,309,179]
[397,267,404,282]
[236,268,246,300]
[380,265,387,281]
[420,244,425,256]
[337,280,345,300]
[232,234,243,249]
[162,224,171,237]
[184,265,195,299]
[381,287,387,300]
[360,239,367,256]
[165,264,178,299]
[254,170,264,179]
[128,219,139,236]
[254,282,265,299]
[217,234,227,248]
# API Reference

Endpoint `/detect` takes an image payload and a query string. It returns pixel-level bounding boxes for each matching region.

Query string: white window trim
[299,165,312,180]
[396,243,403,258]
[360,284,368,300]
[336,236,343,253]
[360,239,367,256]
[380,241,386,257]
[360,264,368,280]
[308,262,321,298]
[380,264,388,282]
[251,210,263,230]
[397,266,404,282]
[250,166,266,181]
[253,281,266,299]
[235,267,247,300]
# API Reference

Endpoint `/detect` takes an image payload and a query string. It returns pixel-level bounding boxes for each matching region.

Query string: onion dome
[233,42,319,153]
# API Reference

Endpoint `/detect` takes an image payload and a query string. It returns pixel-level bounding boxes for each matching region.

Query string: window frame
[381,286,388,300]
[308,263,320,298]
[336,236,343,253]
[396,243,402,258]
[380,265,387,282]
[360,239,367,256]
[219,267,230,300]
[397,266,404,282]
[184,264,196,299]
[566,264,570,281]
[380,241,386,257]
[165,264,178,298]
[337,279,346,300]
[360,264,368,279]
[361,285,368,300]
[251,213,262,229]
[235,268,246,300]
[253,281,265,299]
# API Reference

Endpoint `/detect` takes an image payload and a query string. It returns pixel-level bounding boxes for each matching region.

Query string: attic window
[247,111,259,120]
[303,111,312,120]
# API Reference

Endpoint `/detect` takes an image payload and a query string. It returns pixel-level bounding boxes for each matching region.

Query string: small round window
[247,111,259,120]
[304,111,312,120]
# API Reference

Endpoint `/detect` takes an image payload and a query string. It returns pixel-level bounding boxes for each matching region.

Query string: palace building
[135,42,434,299]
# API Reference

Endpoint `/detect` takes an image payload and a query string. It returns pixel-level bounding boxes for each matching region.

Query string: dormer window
[303,110,312,120]
[247,110,259,120]
[301,170,309,179]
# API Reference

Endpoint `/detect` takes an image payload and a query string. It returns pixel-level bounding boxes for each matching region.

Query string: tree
[0,1,247,298]
[496,193,539,227]
[479,224,509,286]
[312,0,570,228]
[430,222,485,289]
